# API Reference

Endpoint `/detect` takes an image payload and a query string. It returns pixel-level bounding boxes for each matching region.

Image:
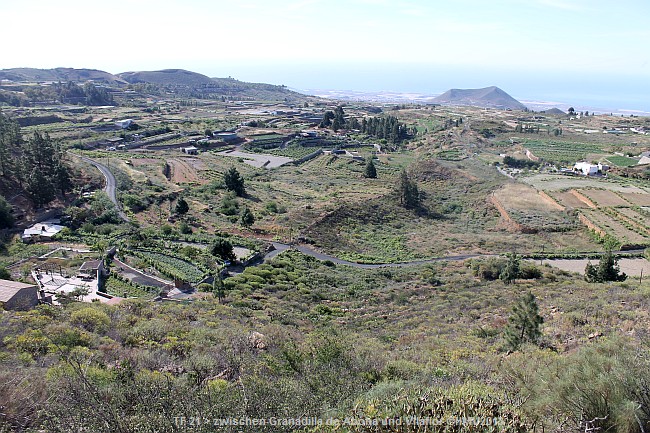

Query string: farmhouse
[78,260,103,280]
[182,146,199,155]
[213,132,239,142]
[22,220,65,243]
[0,279,39,310]
[573,162,609,176]
[115,119,133,129]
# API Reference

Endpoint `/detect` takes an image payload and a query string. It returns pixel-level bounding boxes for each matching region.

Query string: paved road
[74,154,129,222]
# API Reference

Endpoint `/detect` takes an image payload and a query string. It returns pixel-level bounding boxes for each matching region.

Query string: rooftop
[0,279,37,303]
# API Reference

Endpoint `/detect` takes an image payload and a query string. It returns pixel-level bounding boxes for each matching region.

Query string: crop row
[524,140,605,163]
[133,250,206,283]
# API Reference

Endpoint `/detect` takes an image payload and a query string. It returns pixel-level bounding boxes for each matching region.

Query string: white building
[115,119,133,129]
[22,220,65,243]
[573,162,609,176]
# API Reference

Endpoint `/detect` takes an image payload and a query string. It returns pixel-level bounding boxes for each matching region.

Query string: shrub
[70,307,110,333]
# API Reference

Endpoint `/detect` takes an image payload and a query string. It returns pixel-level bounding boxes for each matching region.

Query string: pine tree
[364,158,377,179]
[26,168,55,208]
[504,292,544,351]
[0,113,20,177]
[175,198,189,215]
[213,274,225,303]
[500,252,520,284]
[240,206,255,228]
[397,169,420,209]
[0,194,14,229]
[224,167,245,197]
[585,250,627,282]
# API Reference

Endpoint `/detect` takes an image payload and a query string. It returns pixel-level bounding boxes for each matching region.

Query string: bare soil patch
[550,190,591,209]
[168,158,207,184]
[537,258,650,277]
[579,189,631,207]
[130,158,160,167]
[619,192,650,206]
[493,183,559,212]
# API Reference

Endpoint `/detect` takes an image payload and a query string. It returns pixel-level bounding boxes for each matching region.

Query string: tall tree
[397,169,420,209]
[211,237,237,263]
[0,194,14,229]
[240,206,255,228]
[0,112,20,177]
[213,274,225,303]
[319,111,334,128]
[500,252,520,285]
[223,167,245,197]
[504,292,544,351]
[364,157,377,179]
[175,198,189,215]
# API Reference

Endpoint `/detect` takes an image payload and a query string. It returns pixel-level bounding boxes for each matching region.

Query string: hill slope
[117,69,214,87]
[433,86,526,110]
[0,67,127,85]
[118,68,304,100]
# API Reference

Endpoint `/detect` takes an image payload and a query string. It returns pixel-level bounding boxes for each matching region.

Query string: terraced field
[580,208,650,246]
[579,189,631,207]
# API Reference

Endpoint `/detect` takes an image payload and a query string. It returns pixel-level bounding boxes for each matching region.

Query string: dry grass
[619,192,650,206]
[550,190,592,208]
[579,189,632,207]
[493,183,562,212]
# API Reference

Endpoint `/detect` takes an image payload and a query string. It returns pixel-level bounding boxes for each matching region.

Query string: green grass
[103,275,157,298]
[133,250,206,283]
[606,155,639,167]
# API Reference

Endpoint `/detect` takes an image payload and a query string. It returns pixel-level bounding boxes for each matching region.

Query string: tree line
[318,106,413,144]
[0,81,114,107]
[0,112,72,209]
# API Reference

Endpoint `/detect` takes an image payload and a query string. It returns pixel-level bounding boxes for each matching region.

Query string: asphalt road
[74,154,129,222]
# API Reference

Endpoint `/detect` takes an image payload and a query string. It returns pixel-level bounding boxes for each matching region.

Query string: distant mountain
[541,107,566,115]
[119,69,305,101]
[0,67,127,85]
[117,69,214,87]
[0,67,307,102]
[432,86,526,110]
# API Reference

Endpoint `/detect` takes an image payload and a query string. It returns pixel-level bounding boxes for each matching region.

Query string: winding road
[73,154,129,222]
[72,153,644,270]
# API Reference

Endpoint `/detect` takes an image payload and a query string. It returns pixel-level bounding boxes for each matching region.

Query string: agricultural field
[579,188,632,207]
[491,183,576,232]
[606,155,639,167]
[548,190,592,209]
[580,208,650,246]
[523,139,607,164]
[131,250,207,283]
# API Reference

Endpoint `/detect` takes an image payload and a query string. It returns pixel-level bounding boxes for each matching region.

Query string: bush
[70,307,110,333]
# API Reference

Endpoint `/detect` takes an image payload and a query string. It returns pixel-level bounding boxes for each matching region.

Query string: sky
[1,0,649,111]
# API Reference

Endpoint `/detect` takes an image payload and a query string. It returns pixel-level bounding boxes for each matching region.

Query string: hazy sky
[2,0,649,109]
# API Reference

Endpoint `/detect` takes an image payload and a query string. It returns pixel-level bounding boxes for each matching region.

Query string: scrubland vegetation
[2,76,650,432]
